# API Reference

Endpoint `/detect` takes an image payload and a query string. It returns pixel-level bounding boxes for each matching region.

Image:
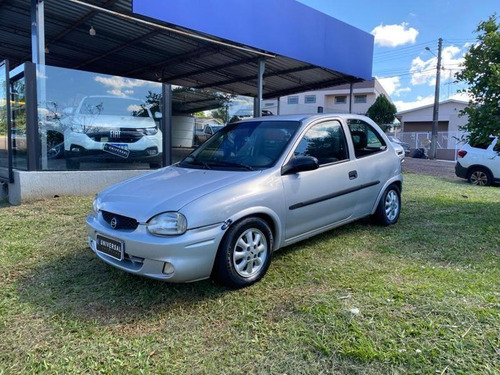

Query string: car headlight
[141,127,158,136]
[71,124,84,133]
[147,212,187,236]
[92,195,101,217]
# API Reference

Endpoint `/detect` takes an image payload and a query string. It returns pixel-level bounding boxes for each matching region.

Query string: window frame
[347,118,388,159]
[304,95,316,104]
[289,119,350,168]
[287,96,299,105]
[354,95,367,104]
[335,96,347,104]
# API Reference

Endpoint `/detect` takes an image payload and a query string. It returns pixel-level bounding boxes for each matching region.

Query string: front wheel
[372,185,401,226]
[213,217,273,288]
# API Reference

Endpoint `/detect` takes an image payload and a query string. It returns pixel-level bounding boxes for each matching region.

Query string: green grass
[0,174,499,374]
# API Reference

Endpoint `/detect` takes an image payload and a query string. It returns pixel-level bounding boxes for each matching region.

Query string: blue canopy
[133,0,373,80]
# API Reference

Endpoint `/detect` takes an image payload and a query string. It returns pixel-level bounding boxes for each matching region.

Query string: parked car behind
[455,136,499,186]
[87,114,403,288]
[387,135,411,155]
[194,123,224,145]
[63,96,163,169]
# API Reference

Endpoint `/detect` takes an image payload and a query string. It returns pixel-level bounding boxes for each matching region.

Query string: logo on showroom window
[110,217,118,229]
[110,130,121,139]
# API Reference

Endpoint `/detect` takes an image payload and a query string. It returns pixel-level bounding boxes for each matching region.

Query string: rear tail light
[457,150,467,158]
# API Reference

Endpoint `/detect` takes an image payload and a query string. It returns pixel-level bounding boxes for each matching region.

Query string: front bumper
[455,161,468,179]
[86,214,226,282]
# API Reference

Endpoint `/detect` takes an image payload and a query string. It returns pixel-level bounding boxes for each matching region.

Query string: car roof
[237,113,371,123]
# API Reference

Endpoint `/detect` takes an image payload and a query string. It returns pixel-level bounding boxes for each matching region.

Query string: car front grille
[87,128,144,143]
[101,211,139,230]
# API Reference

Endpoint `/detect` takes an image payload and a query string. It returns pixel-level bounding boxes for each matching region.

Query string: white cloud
[371,23,419,47]
[377,76,411,97]
[410,45,465,86]
[94,76,159,97]
[394,94,435,112]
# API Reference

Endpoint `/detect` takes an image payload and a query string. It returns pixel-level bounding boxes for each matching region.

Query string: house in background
[262,78,391,115]
[397,99,469,160]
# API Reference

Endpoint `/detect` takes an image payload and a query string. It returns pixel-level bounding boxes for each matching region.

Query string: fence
[396,131,465,161]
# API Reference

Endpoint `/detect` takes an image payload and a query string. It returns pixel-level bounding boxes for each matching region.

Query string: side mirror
[154,112,163,119]
[63,107,74,116]
[281,156,319,175]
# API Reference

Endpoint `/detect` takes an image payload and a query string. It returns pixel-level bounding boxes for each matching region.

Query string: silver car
[87,114,402,288]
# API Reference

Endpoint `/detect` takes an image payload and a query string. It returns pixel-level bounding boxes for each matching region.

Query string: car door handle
[348,170,358,180]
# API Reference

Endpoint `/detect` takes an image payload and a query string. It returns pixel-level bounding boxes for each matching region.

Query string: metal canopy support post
[31,0,46,170]
[254,58,265,117]
[277,97,280,115]
[161,83,172,167]
[349,82,353,114]
[31,0,45,65]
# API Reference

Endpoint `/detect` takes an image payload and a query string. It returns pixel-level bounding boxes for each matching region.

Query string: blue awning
[133,0,373,80]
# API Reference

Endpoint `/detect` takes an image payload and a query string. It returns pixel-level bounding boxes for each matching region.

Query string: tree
[455,14,500,144]
[366,94,397,132]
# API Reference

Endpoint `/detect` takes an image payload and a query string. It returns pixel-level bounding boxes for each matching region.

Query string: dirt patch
[402,158,459,181]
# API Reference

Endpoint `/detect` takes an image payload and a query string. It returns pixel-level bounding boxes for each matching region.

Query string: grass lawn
[0,174,499,374]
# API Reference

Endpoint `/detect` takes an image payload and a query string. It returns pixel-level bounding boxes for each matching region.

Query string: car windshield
[388,136,400,142]
[181,120,301,170]
[79,97,150,117]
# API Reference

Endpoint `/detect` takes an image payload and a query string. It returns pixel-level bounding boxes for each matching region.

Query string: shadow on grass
[15,193,499,326]
[17,247,229,325]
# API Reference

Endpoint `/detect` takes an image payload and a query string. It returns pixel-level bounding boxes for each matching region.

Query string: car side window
[293,121,348,165]
[347,119,387,158]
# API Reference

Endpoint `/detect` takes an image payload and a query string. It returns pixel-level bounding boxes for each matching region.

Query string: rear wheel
[467,167,492,186]
[372,185,401,226]
[213,217,273,288]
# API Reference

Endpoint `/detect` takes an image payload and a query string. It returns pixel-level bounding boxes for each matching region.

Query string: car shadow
[16,246,229,325]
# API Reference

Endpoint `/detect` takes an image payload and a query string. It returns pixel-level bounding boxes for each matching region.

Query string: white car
[63,96,163,169]
[455,136,500,186]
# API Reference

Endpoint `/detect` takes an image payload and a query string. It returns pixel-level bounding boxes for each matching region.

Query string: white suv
[455,136,499,186]
[63,96,162,169]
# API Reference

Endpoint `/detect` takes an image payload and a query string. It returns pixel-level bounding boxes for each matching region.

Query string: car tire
[149,162,161,169]
[372,185,401,226]
[213,217,273,288]
[467,167,492,186]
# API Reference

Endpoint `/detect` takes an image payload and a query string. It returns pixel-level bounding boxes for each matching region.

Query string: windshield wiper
[184,157,211,169]
[207,160,254,171]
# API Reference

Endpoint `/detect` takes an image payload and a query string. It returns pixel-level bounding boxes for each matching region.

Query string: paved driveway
[402,158,459,180]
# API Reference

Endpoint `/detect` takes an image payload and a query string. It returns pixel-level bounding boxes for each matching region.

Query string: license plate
[96,234,124,261]
[103,143,130,158]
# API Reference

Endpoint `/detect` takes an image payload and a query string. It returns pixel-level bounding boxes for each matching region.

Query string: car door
[346,118,392,217]
[282,119,360,241]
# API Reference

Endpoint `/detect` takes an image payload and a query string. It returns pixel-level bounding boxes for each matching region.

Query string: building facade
[263,79,391,115]
[397,99,469,160]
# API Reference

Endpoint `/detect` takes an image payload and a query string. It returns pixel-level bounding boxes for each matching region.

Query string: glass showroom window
[36,65,163,171]
[287,96,298,105]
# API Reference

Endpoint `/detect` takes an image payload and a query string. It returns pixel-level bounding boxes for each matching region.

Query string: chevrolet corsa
[87,114,402,288]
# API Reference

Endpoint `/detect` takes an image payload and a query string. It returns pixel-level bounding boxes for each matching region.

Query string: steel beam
[194,65,315,90]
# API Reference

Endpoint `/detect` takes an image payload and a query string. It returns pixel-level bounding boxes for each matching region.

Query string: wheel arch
[222,207,283,251]
[371,177,403,215]
[466,164,494,178]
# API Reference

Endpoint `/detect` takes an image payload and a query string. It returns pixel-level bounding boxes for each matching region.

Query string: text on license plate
[96,234,124,261]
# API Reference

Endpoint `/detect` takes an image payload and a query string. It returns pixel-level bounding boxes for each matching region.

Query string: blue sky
[297,0,499,111]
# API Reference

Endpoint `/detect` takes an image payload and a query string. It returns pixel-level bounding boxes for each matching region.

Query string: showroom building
[0,0,374,204]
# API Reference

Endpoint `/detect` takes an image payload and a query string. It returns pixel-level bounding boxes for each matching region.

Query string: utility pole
[429,38,442,160]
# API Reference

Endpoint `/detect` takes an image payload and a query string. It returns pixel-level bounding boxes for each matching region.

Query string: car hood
[71,114,155,129]
[98,166,261,223]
